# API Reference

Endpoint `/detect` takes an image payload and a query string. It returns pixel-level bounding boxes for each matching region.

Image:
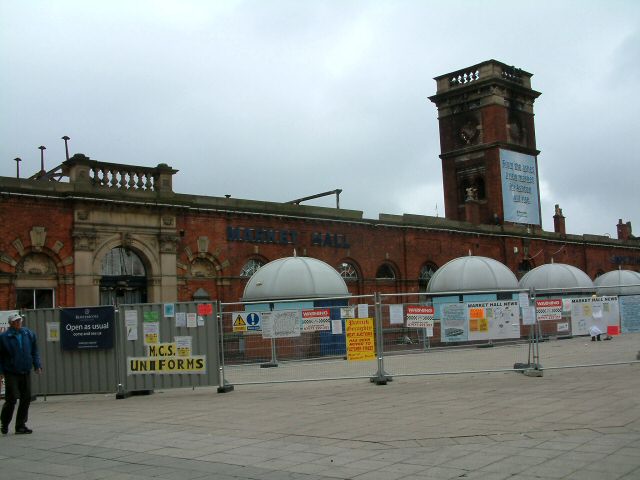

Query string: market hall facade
[1,60,638,310]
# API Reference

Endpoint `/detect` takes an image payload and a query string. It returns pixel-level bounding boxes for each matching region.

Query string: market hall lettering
[227,226,349,249]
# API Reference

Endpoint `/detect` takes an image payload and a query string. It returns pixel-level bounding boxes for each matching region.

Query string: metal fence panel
[25,308,120,395]
[220,295,381,385]
[119,302,220,396]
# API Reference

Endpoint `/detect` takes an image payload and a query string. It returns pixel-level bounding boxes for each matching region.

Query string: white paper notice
[46,322,60,342]
[197,315,205,326]
[592,301,603,319]
[175,312,186,328]
[357,304,368,318]
[175,336,192,356]
[187,313,197,328]
[143,322,159,345]
[341,306,355,319]
[518,292,529,308]
[331,319,343,334]
[521,306,535,326]
[125,310,138,341]
[562,298,572,312]
[389,304,404,325]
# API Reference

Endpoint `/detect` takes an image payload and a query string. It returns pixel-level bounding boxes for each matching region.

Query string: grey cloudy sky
[1,0,638,237]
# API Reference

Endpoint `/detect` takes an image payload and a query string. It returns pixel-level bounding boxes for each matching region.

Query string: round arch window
[240,258,265,278]
[337,262,359,282]
[419,263,437,291]
[100,247,147,305]
[376,264,396,280]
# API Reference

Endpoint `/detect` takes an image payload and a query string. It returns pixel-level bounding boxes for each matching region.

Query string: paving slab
[1,338,639,480]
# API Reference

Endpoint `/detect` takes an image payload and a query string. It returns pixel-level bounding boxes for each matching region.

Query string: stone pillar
[154,163,178,194]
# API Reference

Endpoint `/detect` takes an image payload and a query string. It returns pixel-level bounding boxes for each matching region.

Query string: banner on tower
[500,149,541,225]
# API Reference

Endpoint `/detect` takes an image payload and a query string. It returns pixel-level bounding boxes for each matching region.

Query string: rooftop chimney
[553,204,566,235]
[617,219,633,240]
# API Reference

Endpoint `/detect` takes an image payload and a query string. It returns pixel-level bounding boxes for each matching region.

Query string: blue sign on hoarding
[500,149,541,225]
[60,306,115,350]
[246,312,261,331]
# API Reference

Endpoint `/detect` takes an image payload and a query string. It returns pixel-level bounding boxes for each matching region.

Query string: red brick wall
[1,193,638,310]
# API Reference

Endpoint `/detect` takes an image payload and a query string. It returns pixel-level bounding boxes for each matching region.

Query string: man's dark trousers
[1,372,31,429]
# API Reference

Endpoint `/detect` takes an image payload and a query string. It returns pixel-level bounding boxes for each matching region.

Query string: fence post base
[260,362,279,368]
[514,362,544,377]
[217,383,235,393]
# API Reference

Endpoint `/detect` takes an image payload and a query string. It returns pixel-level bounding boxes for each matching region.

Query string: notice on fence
[619,294,640,333]
[127,355,206,375]
[125,310,138,341]
[46,322,60,342]
[346,318,375,361]
[301,309,331,332]
[467,301,520,341]
[262,310,301,338]
[535,299,562,321]
[60,306,115,350]
[143,322,159,345]
[570,296,619,336]
[405,305,435,331]
[441,304,468,342]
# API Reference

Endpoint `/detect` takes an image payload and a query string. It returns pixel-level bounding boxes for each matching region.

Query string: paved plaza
[1,338,639,479]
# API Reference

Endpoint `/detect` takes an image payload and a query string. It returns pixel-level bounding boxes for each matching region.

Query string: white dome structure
[595,269,640,296]
[519,263,594,294]
[426,256,518,292]
[242,256,349,301]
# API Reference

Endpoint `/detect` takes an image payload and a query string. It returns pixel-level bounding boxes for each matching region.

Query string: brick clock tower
[430,60,542,226]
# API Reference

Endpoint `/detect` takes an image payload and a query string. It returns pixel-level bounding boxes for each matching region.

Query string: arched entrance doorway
[99,247,147,305]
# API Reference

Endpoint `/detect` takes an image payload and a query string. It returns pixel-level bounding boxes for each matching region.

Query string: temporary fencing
[217,289,640,388]
[20,302,221,398]
[4,289,638,399]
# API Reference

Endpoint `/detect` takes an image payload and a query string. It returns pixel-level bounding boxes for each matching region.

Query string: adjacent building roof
[594,269,640,296]
[242,256,349,301]
[519,263,594,294]
[427,255,519,292]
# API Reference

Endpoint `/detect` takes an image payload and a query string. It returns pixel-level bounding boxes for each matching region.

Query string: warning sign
[406,305,434,329]
[233,314,247,332]
[536,299,562,321]
[301,308,331,332]
[232,312,262,332]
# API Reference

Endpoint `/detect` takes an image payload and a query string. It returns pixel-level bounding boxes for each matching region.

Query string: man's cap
[7,313,23,323]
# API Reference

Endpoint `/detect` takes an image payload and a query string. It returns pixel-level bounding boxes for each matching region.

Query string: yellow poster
[127,355,206,375]
[346,318,375,361]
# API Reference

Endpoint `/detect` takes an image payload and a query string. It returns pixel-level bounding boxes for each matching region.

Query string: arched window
[376,264,396,280]
[337,262,358,282]
[100,247,147,305]
[15,252,57,309]
[419,263,437,291]
[240,258,265,278]
[101,247,145,276]
[191,258,216,277]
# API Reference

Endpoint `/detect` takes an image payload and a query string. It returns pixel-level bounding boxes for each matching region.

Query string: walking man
[0,313,42,434]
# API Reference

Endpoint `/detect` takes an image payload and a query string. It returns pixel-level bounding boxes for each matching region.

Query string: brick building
[1,60,638,310]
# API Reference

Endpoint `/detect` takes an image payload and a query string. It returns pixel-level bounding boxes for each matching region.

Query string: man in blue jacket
[0,313,42,434]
